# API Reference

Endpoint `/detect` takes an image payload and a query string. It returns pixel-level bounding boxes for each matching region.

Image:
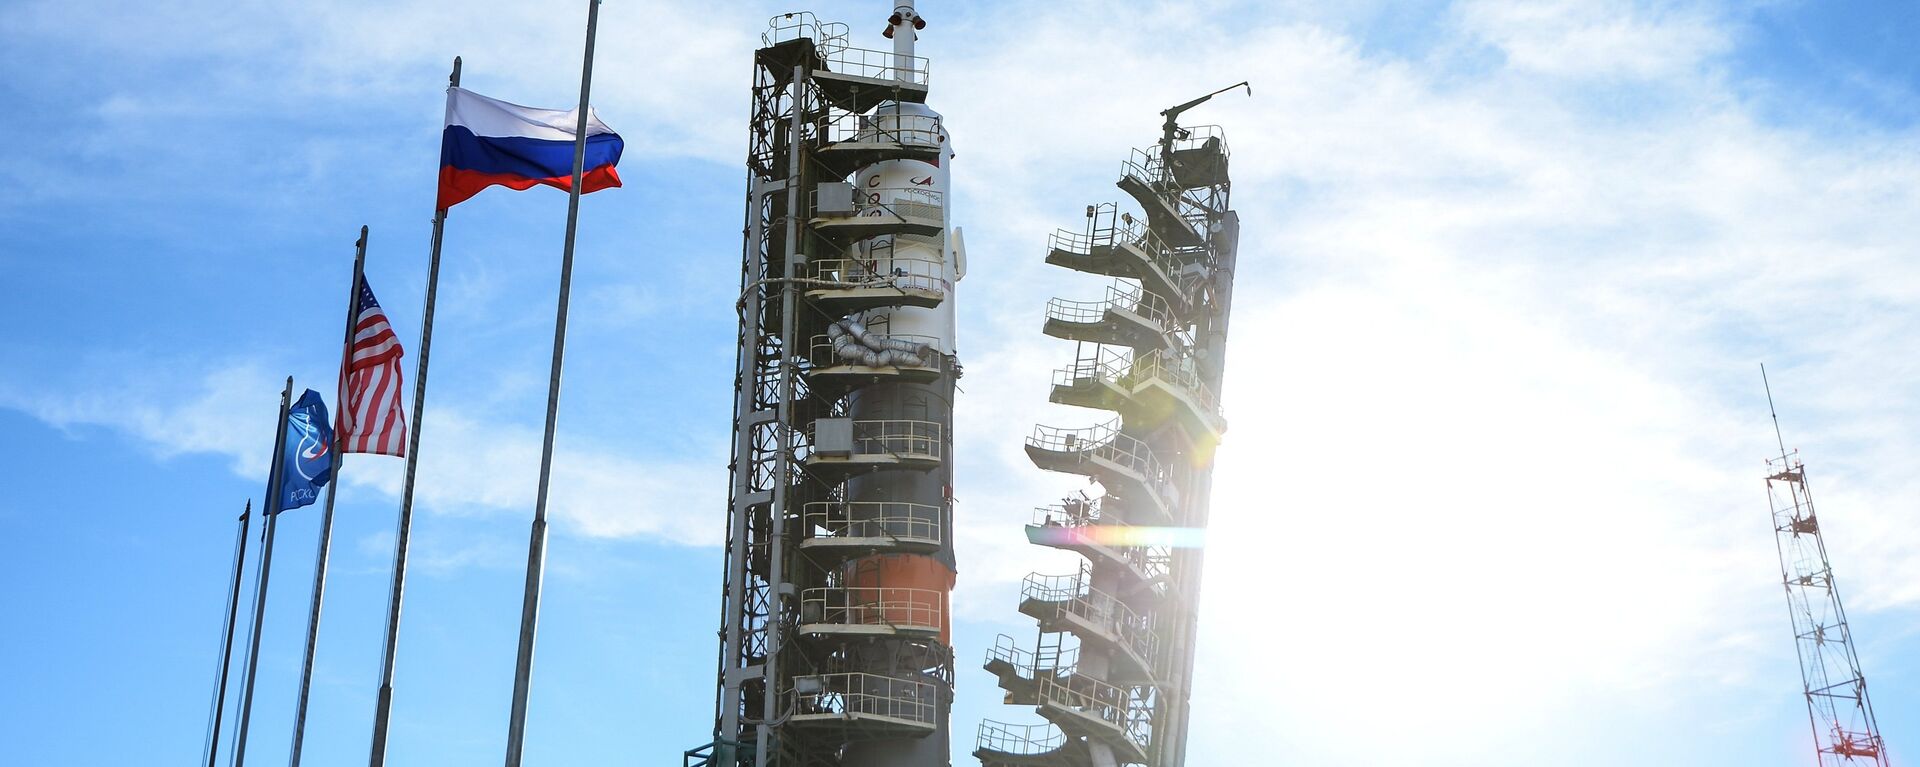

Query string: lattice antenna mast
[1761,365,1889,767]
[1764,364,1790,463]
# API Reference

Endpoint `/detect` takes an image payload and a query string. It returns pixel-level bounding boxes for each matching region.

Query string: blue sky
[4,1,1919,765]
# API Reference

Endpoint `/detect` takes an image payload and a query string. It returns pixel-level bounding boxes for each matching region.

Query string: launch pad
[693,7,1238,767]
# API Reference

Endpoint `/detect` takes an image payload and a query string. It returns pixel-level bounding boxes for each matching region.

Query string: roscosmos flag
[279,389,334,513]
[437,86,623,209]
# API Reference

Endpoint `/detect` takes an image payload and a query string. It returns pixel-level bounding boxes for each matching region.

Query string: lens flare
[1027,523,1208,548]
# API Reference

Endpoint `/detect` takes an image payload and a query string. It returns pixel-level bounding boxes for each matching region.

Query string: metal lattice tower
[691,6,963,767]
[1763,374,1890,766]
[976,88,1242,767]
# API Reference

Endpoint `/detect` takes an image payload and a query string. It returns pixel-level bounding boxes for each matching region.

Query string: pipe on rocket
[827,317,935,367]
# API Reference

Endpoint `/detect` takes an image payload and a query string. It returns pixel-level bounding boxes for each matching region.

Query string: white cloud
[355,528,522,577]
[0,0,770,165]
[0,359,287,477]
[1,360,721,546]
[342,408,721,545]
[1454,0,1733,79]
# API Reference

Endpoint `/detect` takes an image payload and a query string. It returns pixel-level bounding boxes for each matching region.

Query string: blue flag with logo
[278,389,334,513]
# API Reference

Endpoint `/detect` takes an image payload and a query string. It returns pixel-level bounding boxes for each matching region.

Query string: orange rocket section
[848,553,955,645]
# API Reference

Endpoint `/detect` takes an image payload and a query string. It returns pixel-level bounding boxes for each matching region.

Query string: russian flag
[438,87,623,209]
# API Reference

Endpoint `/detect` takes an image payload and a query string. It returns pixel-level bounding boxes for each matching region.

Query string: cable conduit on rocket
[827,318,935,368]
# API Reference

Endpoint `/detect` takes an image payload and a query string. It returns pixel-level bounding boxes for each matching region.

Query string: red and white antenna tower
[1762,366,1890,766]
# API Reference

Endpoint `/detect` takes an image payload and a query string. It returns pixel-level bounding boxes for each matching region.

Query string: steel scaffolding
[698,11,956,767]
[979,93,1241,767]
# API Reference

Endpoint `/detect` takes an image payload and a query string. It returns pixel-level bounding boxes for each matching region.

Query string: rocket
[833,3,965,764]
[707,4,968,764]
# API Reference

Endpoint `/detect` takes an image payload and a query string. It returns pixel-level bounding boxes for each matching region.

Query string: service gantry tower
[976,88,1243,767]
[1763,376,1891,766]
[692,5,964,767]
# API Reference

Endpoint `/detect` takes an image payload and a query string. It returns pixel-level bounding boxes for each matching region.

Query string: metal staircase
[979,95,1242,767]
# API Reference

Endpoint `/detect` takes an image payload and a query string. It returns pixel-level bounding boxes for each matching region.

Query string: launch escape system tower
[693,6,1237,766]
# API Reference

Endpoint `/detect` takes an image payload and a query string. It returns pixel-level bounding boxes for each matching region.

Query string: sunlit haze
[3,1,1917,765]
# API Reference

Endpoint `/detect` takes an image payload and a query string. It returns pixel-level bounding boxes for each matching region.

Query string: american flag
[337,276,408,456]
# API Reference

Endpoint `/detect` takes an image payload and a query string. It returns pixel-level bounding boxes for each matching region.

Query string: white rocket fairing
[857,101,962,354]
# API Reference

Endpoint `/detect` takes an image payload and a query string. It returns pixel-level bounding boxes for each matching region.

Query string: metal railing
[1123,146,1174,189]
[1027,419,1172,502]
[824,110,942,151]
[1169,124,1231,161]
[802,500,942,545]
[813,419,945,460]
[1051,343,1130,390]
[1021,570,1158,665]
[1045,281,1177,333]
[791,672,937,726]
[813,186,944,225]
[1121,146,1228,224]
[976,720,1069,755]
[856,419,942,458]
[1021,562,1091,601]
[986,633,1076,679]
[1130,544,1172,583]
[1052,345,1221,423]
[1032,497,1104,528]
[818,44,930,87]
[1035,676,1154,750]
[859,187,943,221]
[1030,504,1172,581]
[1049,204,1175,269]
[1043,295,1113,326]
[809,332,940,369]
[808,256,947,297]
[800,586,942,633]
[1125,146,1221,228]
[762,12,849,52]
[1124,348,1224,422]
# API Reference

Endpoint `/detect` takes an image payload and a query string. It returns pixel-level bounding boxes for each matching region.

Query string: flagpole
[203,501,252,767]
[233,377,295,767]
[285,227,367,767]
[367,58,459,767]
[503,3,600,763]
